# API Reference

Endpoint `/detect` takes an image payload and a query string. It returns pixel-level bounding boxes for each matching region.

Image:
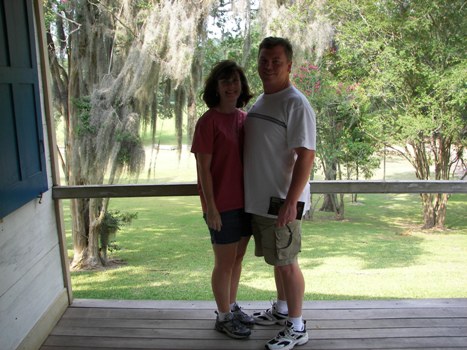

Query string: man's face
[258,45,292,93]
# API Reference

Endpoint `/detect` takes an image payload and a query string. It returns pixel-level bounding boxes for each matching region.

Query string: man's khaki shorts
[251,214,302,266]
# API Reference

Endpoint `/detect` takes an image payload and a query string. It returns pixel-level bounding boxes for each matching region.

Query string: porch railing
[52,180,467,199]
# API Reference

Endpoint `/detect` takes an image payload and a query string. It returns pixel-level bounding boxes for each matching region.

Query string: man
[244,37,316,350]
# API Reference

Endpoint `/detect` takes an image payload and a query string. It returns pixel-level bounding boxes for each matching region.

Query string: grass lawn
[65,193,467,301]
[60,117,467,300]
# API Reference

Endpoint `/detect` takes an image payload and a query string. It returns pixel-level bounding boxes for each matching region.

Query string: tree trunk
[421,193,449,230]
[88,198,105,266]
[435,193,448,228]
[408,134,453,230]
[241,0,252,67]
[187,87,197,144]
[320,159,345,219]
[70,197,106,270]
[186,55,202,144]
[70,198,89,270]
[320,193,345,220]
[174,86,186,154]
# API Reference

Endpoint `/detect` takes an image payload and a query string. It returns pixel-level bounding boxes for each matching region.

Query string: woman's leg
[229,236,250,304]
[212,242,239,313]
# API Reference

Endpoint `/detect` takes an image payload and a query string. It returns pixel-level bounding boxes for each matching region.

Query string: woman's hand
[206,206,222,232]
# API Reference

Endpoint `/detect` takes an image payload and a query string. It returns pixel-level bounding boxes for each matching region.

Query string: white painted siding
[0,3,68,348]
[0,191,66,350]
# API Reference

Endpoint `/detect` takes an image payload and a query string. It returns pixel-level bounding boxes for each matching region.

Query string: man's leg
[265,262,308,350]
[276,261,305,318]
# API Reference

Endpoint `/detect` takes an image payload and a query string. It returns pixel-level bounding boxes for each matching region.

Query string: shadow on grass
[301,194,425,270]
[71,269,394,301]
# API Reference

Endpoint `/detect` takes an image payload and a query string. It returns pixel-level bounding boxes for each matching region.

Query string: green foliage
[99,210,138,254]
[72,96,94,136]
[330,0,466,151]
[43,0,70,28]
[322,0,466,226]
[43,0,56,28]
[203,8,263,99]
[134,0,153,11]
[116,130,142,166]
[100,210,138,234]
[156,80,175,120]
[293,59,379,180]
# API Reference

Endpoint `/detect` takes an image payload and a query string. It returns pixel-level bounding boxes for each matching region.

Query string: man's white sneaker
[265,320,309,350]
[252,302,288,325]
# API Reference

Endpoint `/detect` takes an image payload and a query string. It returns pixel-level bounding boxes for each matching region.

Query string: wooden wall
[0,1,69,349]
[0,192,68,350]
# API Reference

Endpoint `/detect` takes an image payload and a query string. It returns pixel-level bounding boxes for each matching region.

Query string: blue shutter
[0,0,48,218]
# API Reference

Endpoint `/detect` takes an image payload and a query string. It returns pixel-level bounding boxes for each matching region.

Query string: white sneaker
[265,321,309,350]
[252,302,288,325]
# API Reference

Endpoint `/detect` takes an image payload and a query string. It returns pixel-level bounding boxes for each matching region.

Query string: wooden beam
[310,180,467,194]
[34,0,72,303]
[53,183,199,199]
[52,181,467,199]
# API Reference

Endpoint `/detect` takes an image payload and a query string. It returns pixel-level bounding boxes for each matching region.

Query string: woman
[191,60,254,339]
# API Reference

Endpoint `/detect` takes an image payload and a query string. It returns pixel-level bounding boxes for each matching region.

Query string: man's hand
[276,200,297,227]
[276,147,315,227]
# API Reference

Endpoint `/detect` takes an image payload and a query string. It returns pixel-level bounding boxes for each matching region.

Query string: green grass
[64,193,467,301]
[58,120,466,300]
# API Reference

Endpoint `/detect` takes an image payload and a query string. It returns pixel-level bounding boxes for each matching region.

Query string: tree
[257,0,334,66]
[329,0,466,229]
[293,60,380,219]
[45,0,214,269]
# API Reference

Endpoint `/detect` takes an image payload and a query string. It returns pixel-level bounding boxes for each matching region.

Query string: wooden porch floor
[40,298,467,350]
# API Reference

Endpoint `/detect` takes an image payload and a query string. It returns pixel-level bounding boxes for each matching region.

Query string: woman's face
[217,71,241,105]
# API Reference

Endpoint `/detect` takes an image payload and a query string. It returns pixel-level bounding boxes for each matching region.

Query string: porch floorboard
[40,298,467,349]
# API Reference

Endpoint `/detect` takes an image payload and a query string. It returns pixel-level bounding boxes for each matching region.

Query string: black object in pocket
[267,197,304,220]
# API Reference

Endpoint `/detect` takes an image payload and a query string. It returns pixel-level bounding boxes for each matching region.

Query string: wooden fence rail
[52,180,466,199]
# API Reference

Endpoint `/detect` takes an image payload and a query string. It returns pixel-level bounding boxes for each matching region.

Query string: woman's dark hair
[202,60,253,108]
[258,37,293,62]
